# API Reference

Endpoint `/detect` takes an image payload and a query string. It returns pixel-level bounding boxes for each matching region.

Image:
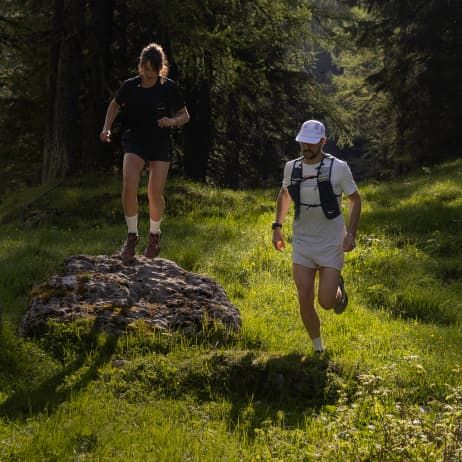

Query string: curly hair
[138,43,169,78]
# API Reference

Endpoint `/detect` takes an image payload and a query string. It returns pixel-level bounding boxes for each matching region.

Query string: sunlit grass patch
[0,161,462,459]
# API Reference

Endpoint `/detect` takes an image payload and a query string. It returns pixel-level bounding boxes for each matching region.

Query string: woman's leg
[147,160,170,222]
[122,153,145,218]
[144,160,170,258]
[120,153,145,262]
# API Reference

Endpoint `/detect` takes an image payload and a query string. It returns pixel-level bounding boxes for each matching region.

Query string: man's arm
[272,187,292,251]
[343,190,361,252]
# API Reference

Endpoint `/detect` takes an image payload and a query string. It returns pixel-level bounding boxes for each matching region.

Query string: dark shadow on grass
[218,351,339,434]
[116,349,342,436]
[0,320,120,420]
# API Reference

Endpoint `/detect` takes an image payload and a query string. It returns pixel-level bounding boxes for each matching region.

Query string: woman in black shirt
[100,43,189,263]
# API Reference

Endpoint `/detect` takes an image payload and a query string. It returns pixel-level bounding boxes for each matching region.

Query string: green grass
[1,161,462,460]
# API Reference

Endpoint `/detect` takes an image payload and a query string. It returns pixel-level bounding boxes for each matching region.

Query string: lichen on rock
[21,255,241,337]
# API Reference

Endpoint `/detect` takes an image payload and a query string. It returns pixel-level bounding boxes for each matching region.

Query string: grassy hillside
[1,160,462,461]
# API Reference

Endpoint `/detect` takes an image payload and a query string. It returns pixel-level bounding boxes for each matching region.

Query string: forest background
[1,0,461,194]
[1,1,462,459]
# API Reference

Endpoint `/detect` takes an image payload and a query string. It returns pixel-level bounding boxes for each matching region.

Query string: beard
[302,147,321,159]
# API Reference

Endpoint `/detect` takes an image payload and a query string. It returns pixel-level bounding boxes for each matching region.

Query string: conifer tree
[338,0,462,171]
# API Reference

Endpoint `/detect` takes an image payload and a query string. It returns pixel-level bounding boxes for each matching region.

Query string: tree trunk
[223,94,241,188]
[183,78,212,181]
[42,0,84,183]
[81,0,115,171]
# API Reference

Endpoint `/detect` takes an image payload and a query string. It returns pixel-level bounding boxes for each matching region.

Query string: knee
[318,293,336,310]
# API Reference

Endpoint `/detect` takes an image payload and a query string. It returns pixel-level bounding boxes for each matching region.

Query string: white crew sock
[312,337,324,353]
[125,215,138,235]
[150,218,162,235]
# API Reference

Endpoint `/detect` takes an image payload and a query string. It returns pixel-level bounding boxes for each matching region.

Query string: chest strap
[287,154,341,220]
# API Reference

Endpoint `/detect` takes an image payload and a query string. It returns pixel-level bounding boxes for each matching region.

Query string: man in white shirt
[272,120,362,353]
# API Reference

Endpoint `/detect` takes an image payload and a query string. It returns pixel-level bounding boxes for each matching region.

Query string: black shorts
[121,131,171,162]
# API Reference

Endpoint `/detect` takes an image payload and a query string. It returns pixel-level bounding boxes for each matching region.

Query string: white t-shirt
[282,156,358,205]
[282,155,358,269]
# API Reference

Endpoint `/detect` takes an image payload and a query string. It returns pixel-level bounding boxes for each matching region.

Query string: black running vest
[287,154,341,220]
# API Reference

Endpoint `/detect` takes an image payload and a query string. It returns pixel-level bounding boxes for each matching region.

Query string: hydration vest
[287,154,341,220]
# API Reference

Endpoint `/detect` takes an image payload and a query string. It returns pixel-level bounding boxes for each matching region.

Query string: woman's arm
[157,106,190,128]
[99,99,121,142]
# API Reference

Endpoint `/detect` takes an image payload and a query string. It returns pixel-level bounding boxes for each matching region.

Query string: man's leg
[293,263,324,351]
[317,267,342,309]
[144,161,170,258]
[120,153,145,262]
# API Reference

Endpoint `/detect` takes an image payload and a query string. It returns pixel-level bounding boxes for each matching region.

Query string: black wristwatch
[272,222,283,230]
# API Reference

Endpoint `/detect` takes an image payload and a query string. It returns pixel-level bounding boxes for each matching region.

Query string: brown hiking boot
[121,233,138,264]
[144,232,161,258]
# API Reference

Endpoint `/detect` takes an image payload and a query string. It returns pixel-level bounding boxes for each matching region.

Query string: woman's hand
[99,129,111,142]
[157,117,176,128]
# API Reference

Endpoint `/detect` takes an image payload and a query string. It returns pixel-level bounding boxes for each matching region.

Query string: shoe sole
[334,275,348,314]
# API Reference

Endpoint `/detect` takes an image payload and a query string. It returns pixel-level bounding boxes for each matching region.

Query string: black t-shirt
[115,76,185,144]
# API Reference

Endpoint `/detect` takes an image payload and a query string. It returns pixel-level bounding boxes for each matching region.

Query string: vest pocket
[318,181,341,219]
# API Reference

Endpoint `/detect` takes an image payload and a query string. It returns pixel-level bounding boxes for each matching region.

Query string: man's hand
[272,228,285,251]
[345,191,361,252]
[343,232,356,252]
[99,129,111,143]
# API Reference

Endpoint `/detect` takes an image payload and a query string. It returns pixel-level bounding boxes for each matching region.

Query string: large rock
[21,255,241,336]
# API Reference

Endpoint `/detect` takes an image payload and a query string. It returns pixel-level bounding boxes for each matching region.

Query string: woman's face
[139,61,159,81]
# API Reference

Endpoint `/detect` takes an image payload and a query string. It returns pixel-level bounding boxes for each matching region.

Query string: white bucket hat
[295,120,326,144]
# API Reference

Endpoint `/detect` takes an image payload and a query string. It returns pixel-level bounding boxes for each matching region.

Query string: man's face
[300,139,325,160]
